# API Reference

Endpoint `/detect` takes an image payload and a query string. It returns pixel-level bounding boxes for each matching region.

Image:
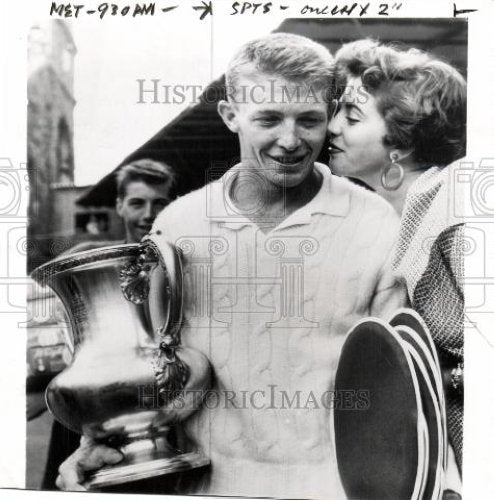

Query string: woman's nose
[327,114,342,136]
[328,100,342,135]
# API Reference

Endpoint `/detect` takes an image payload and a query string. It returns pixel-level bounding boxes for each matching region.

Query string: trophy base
[85,450,210,490]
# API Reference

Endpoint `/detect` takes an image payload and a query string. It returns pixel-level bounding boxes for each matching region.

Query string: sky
[71,12,282,186]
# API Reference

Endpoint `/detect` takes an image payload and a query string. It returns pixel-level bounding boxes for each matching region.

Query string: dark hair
[335,39,466,167]
[116,159,175,198]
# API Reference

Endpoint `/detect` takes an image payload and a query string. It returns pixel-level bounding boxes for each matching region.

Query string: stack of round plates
[334,308,446,500]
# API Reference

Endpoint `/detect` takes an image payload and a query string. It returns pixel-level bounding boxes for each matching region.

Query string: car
[26,278,73,385]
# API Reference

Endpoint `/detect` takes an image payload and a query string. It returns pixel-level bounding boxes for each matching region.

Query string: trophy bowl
[31,241,212,489]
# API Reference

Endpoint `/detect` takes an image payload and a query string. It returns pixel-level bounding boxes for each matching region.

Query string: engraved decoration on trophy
[31,240,212,489]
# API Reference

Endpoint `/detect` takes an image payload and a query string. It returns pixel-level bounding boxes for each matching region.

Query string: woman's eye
[345,115,360,125]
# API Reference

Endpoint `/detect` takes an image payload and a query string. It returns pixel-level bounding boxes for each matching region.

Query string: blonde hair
[226,33,335,103]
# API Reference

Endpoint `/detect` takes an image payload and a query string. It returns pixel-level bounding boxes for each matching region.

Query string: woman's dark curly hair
[334,39,466,168]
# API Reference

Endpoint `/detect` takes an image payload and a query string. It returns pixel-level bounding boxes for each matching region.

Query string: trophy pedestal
[86,428,210,490]
[87,451,210,490]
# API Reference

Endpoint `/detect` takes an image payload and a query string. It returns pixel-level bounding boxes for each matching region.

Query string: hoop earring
[381,153,404,191]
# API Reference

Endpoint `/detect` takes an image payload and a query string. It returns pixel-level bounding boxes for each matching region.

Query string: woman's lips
[328,143,343,153]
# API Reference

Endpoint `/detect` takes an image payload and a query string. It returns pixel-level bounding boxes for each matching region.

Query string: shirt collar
[206,162,350,230]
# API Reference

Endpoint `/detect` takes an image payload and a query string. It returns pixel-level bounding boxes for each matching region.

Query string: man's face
[116,180,169,243]
[220,72,329,189]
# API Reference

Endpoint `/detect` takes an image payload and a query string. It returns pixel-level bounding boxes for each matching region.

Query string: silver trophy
[31,240,211,489]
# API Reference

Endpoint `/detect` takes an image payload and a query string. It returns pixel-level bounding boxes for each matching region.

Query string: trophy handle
[120,239,189,400]
[146,239,184,343]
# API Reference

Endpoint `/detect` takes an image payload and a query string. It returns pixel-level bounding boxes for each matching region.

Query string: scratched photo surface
[1,1,493,499]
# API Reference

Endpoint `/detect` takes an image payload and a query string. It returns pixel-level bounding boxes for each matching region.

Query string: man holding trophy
[55,33,406,498]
